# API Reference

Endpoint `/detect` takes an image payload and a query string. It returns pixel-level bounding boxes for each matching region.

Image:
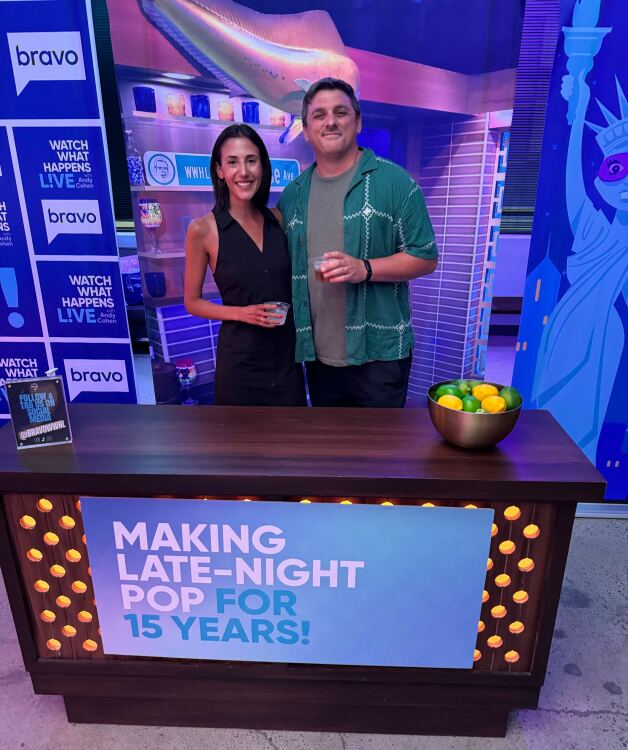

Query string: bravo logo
[7,31,86,96]
[42,199,102,243]
[64,359,128,401]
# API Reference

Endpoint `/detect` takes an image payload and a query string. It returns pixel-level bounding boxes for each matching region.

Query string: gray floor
[1,517,626,750]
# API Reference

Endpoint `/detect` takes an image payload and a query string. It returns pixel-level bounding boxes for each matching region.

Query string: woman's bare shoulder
[187,211,217,241]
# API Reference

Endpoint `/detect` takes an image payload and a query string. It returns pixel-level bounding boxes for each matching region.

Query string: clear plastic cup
[312,256,328,281]
[265,301,290,325]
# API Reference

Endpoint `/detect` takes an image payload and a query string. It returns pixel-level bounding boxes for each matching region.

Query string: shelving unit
[131,185,284,192]
[137,251,184,259]
[130,110,288,130]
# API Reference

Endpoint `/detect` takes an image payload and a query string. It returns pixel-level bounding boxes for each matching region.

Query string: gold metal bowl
[427,381,522,449]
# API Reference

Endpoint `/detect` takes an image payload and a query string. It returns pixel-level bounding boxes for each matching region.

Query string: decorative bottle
[125,129,145,187]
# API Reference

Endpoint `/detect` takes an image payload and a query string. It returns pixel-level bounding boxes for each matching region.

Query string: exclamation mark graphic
[301,620,310,645]
[0,268,25,328]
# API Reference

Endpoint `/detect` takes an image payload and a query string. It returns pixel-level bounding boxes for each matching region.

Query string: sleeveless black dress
[212,206,306,406]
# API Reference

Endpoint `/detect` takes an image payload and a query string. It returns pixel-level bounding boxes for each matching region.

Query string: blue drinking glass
[242,101,260,124]
[133,86,157,113]
[144,272,167,298]
[191,94,210,119]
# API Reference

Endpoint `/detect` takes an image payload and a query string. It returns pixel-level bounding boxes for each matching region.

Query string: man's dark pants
[305,355,412,407]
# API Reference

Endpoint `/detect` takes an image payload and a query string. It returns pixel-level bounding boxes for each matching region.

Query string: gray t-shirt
[307,160,359,366]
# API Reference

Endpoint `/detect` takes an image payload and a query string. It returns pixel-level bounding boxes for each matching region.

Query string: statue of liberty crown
[586,78,628,156]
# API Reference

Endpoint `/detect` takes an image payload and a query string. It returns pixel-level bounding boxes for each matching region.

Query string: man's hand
[321,251,367,284]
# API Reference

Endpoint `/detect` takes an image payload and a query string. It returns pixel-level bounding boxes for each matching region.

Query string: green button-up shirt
[278,148,438,365]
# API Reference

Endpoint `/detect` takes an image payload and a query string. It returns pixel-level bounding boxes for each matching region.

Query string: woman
[184,124,306,406]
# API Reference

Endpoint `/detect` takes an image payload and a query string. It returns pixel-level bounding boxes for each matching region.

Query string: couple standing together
[185,78,438,408]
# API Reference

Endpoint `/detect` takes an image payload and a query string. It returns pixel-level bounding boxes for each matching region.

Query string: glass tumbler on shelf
[242,101,260,124]
[269,108,287,127]
[125,129,145,187]
[167,93,186,117]
[132,86,156,113]
[217,99,234,121]
[139,198,163,255]
[175,358,199,405]
[191,94,210,119]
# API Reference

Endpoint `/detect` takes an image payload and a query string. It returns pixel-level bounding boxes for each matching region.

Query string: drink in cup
[265,301,290,325]
[312,256,328,282]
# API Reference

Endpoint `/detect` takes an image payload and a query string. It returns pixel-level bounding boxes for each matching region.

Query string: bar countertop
[0,404,605,501]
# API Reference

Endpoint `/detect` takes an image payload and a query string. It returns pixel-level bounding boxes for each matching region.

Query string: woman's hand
[235,303,284,327]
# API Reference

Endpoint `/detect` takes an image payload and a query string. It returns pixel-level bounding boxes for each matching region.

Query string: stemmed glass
[139,198,163,255]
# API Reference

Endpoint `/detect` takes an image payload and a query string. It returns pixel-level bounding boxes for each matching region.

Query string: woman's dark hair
[301,78,361,125]
[210,124,272,211]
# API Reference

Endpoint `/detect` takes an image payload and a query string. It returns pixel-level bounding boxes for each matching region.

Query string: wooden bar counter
[0,404,605,737]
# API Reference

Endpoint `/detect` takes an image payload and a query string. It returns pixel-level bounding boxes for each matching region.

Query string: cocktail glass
[139,198,163,255]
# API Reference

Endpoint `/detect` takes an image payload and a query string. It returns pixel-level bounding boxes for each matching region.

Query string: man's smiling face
[303,88,361,161]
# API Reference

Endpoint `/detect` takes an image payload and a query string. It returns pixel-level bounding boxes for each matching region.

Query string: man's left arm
[323,182,438,283]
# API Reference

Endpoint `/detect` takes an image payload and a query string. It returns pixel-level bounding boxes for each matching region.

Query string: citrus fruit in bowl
[427,380,523,448]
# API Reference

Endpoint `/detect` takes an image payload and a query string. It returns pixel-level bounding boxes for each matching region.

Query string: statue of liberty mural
[532,0,628,462]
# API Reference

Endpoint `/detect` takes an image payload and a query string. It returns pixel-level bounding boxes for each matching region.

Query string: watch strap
[363,258,373,282]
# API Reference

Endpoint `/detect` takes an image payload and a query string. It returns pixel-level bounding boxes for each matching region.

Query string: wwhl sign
[7,31,86,96]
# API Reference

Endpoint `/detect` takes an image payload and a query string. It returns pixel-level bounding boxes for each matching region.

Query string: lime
[482,395,507,413]
[476,408,487,413]
[472,384,499,401]
[452,380,471,396]
[467,380,483,389]
[433,384,463,400]
[462,395,481,412]
[499,386,523,410]
[437,394,463,410]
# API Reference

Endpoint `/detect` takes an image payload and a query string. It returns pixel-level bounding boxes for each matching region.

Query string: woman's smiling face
[215,137,263,203]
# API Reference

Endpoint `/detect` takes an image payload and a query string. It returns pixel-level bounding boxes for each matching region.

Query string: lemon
[499,386,522,410]
[462,395,481,412]
[472,384,499,401]
[437,394,463,410]
[434,384,463,400]
[482,395,506,413]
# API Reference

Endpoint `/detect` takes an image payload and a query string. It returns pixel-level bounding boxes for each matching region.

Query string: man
[278,78,438,407]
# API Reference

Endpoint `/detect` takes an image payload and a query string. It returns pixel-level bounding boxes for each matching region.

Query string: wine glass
[175,358,198,405]
[139,198,163,254]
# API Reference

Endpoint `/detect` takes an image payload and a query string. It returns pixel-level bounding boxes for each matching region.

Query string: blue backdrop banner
[0,0,136,419]
[513,0,628,500]
[82,498,493,668]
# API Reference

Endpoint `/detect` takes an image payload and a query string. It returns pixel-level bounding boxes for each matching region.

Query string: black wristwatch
[363,258,373,283]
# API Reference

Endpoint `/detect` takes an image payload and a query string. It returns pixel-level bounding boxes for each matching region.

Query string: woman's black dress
[212,206,306,406]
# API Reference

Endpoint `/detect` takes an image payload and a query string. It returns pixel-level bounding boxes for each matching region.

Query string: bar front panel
[4,493,556,673]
